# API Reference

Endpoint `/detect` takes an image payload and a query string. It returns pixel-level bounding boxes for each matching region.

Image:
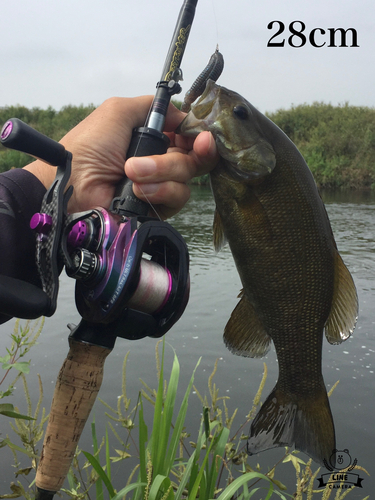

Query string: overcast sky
[2,0,374,113]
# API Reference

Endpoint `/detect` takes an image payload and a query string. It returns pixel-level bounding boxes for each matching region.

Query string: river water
[0,186,374,497]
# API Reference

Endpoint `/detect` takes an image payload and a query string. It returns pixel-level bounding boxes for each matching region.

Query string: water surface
[0,186,373,497]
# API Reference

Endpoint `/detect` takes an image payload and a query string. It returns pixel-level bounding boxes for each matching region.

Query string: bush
[1,102,375,187]
[267,102,375,189]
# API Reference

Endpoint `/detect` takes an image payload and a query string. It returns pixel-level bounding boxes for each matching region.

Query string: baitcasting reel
[0,117,190,342]
[63,207,189,339]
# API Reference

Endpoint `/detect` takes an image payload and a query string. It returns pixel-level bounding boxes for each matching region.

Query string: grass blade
[91,417,104,500]
[106,426,111,482]
[187,419,209,492]
[154,350,180,475]
[134,396,148,500]
[91,417,99,453]
[111,482,147,500]
[1,438,34,457]
[150,341,165,473]
[82,451,116,498]
[164,357,201,472]
[174,450,197,500]
[206,426,230,499]
[187,432,217,500]
[215,472,287,500]
[148,474,171,500]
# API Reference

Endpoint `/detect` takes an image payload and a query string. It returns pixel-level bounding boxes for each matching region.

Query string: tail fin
[247,383,335,466]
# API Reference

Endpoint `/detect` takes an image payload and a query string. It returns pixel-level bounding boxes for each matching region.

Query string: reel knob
[66,248,99,281]
[30,212,53,235]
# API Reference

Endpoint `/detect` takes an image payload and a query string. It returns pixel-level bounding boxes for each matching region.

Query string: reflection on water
[323,195,375,283]
[320,188,375,204]
[0,186,374,496]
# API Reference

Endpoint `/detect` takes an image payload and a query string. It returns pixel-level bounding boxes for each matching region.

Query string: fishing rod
[111,0,198,217]
[0,0,198,498]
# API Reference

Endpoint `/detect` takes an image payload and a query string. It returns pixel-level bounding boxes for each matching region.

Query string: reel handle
[110,126,170,217]
[0,118,67,167]
[35,334,112,499]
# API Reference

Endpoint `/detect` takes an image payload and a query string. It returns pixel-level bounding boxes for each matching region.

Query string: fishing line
[130,91,170,269]
[130,92,164,222]
[131,95,154,158]
[210,0,220,47]
[137,185,163,221]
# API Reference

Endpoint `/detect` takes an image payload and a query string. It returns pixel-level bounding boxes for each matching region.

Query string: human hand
[24,96,218,218]
[125,125,217,219]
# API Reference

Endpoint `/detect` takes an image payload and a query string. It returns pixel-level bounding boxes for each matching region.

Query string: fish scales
[212,145,333,394]
[177,80,358,466]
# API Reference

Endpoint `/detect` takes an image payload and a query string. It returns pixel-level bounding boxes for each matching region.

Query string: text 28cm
[267,21,359,48]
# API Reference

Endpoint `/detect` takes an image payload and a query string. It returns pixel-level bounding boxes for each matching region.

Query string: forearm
[0,168,46,323]
[23,159,57,190]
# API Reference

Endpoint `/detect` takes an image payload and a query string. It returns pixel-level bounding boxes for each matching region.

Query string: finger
[132,181,191,219]
[173,131,218,166]
[125,131,218,183]
[190,131,219,174]
[167,131,219,178]
[125,152,198,184]
[164,102,186,132]
[173,133,195,150]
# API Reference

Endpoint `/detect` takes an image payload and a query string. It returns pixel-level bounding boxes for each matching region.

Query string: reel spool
[61,208,189,340]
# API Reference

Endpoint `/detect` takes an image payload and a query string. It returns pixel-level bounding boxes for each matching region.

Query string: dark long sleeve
[0,168,46,322]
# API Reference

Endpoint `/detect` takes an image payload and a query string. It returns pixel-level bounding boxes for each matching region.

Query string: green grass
[76,341,286,500]
[1,322,370,500]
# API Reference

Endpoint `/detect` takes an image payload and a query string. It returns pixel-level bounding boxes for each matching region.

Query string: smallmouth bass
[177,80,358,466]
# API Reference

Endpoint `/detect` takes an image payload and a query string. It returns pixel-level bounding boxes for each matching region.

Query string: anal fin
[224,293,271,358]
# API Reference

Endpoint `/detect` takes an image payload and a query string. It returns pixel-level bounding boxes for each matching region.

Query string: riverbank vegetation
[0,320,370,499]
[1,102,374,189]
[267,103,375,189]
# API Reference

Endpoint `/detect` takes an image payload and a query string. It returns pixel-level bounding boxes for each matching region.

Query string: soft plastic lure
[181,46,224,112]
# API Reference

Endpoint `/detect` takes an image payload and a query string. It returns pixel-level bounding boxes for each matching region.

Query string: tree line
[267,102,375,189]
[1,101,374,189]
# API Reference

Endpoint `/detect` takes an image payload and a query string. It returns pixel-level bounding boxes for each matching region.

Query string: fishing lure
[181,45,224,112]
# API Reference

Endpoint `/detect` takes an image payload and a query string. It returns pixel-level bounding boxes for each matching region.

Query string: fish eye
[233,105,249,120]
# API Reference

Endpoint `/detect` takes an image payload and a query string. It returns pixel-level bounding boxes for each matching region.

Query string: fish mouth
[177,80,276,183]
[176,80,220,136]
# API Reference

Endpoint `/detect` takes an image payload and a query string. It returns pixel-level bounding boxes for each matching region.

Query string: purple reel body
[65,208,189,340]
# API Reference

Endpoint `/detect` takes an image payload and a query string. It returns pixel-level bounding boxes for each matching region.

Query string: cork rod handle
[35,338,112,498]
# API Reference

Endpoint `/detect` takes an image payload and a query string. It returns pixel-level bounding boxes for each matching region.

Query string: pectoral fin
[324,252,358,344]
[213,209,227,252]
[224,293,271,358]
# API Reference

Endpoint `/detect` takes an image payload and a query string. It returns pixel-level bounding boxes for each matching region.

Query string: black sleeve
[0,168,46,323]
